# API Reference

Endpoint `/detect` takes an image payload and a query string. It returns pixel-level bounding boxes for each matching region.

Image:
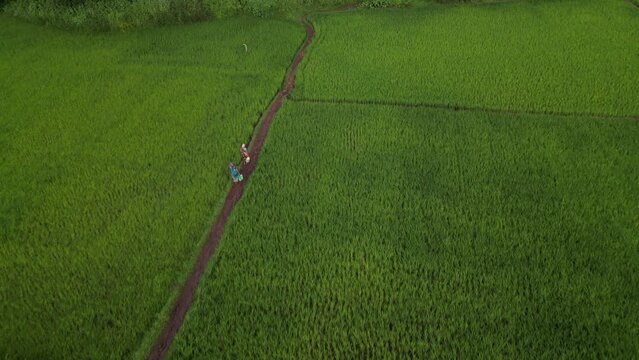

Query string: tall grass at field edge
[1,0,519,30]
[1,0,319,30]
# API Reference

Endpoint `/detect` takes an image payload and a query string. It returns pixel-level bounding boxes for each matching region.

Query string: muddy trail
[146,7,355,359]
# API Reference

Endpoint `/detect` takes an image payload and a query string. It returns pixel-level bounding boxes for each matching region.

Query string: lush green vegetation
[0,0,466,31]
[1,0,354,30]
[0,14,304,359]
[171,101,639,358]
[296,0,639,116]
[170,2,639,357]
[2,0,637,358]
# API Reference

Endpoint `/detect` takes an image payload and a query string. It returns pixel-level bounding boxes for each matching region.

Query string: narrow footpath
[146,10,345,360]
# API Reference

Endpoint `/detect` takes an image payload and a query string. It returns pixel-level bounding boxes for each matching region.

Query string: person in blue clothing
[229,162,243,183]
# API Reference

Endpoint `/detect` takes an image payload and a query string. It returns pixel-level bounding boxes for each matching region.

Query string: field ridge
[291,97,639,121]
[144,9,357,359]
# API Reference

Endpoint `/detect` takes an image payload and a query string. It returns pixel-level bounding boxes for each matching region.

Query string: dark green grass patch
[1,0,357,31]
[296,0,639,116]
[0,15,304,359]
[170,101,639,358]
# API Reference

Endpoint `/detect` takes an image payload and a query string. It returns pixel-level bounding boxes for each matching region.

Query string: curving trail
[146,9,352,359]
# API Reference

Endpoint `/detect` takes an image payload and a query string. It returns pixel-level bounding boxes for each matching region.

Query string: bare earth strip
[145,11,346,360]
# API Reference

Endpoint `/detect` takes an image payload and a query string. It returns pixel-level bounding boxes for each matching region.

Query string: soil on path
[146,12,340,360]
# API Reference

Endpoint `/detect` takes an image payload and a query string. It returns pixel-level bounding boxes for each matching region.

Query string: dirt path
[146,11,341,360]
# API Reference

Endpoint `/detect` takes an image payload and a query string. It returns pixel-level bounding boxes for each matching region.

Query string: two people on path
[229,144,251,183]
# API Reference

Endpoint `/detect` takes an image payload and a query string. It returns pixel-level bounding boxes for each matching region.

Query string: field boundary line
[144,5,358,360]
[290,97,638,121]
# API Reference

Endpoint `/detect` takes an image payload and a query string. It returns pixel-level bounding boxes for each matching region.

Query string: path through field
[146,13,329,360]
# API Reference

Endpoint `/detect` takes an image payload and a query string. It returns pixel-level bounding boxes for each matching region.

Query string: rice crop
[0,15,303,359]
[170,101,639,358]
[296,0,639,116]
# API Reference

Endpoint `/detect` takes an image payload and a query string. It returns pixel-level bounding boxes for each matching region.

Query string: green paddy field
[1,0,637,358]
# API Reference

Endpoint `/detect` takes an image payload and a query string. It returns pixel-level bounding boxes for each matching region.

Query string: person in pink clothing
[240,143,251,164]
